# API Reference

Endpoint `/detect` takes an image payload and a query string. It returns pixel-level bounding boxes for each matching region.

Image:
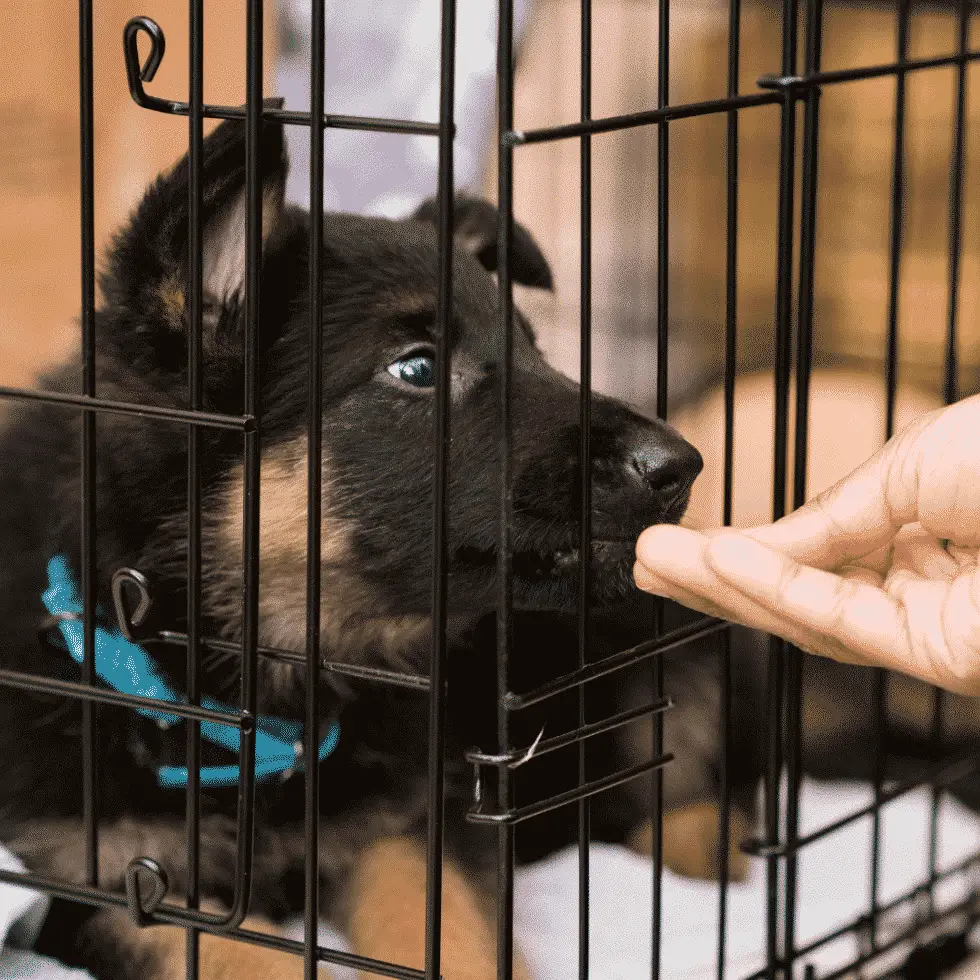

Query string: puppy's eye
[387,352,436,389]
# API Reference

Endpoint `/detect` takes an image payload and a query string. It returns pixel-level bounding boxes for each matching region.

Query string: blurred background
[1,0,977,519]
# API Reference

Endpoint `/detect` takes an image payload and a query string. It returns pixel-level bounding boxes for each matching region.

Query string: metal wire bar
[716,0,741,970]
[147,104,441,136]
[510,48,980,149]
[424,0,457,975]
[466,698,672,767]
[469,755,674,826]
[945,0,970,411]
[923,0,972,918]
[724,844,980,980]
[78,0,99,891]
[153,631,432,689]
[763,0,800,966]
[120,22,440,137]
[791,862,980,973]
[869,0,911,949]
[496,0,517,974]
[782,0,824,966]
[222,0,266,929]
[511,92,780,144]
[0,668,249,724]
[304,0,327,975]
[758,48,980,91]
[0,387,254,430]
[504,616,728,709]
[744,747,980,858]
[0,864,429,980]
[578,0,594,974]
[650,0,671,973]
[185,0,205,972]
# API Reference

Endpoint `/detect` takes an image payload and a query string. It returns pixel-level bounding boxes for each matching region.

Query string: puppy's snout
[623,430,703,509]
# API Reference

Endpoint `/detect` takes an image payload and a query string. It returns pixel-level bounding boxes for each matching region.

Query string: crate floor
[3,778,978,980]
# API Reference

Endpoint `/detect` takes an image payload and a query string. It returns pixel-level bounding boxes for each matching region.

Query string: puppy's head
[102,111,701,671]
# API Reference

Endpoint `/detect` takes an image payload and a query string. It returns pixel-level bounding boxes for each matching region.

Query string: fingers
[634,527,878,666]
[743,450,909,569]
[892,523,960,581]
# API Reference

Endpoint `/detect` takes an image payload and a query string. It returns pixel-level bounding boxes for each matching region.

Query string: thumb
[743,426,925,569]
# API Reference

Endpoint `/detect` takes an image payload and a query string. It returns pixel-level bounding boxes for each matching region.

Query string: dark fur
[0,109,760,978]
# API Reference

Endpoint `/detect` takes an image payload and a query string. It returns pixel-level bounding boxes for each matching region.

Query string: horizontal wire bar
[504,617,728,710]
[511,45,980,148]
[154,632,431,690]
[142,101,440,136]
[467,754,673,825]
[817,899,979,980]
[510,92,777,145]
[466,696,672,767]
[742,849,980,980]
[0,387,252,431]
[743,748,980,858]
[758,47,980,91]
[0,668,249,727]
[0,868,424,980]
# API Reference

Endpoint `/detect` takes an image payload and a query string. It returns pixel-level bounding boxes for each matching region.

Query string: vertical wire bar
[927,0,970,914]
[234,0,264,922]
[870,0,911,946]
[78,0,99,890]
[651,0,670,974]
[496,1,517,976]
[716,0,742,970]
[304,0,326,976]
[577,0,593,976]
[185,0,205,973]
[424,0,456,975]
[926,690,947,917]
[944,0,969,412]
[784,0,824,966]
[766,0,799,969]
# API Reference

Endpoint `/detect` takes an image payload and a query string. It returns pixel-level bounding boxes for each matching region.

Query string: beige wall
[0,0,276,388]
[499,0,980,414]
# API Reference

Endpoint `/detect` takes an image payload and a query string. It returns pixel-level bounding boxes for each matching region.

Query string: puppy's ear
[100,99,288,368]
[412,195,553,291]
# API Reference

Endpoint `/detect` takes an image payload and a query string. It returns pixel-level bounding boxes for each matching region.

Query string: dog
[0,107,760,980]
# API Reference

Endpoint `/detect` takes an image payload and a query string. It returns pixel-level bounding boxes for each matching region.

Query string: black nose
[624,429,703,507]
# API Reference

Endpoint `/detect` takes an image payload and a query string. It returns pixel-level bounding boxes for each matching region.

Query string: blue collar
[42,555,340,789]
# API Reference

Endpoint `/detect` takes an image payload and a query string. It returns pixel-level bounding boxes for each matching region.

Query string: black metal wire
[305,0,326,974]
[782,0,824,967]
[869,0,912,949]
[424,0,457,975]
[78,0,99,892]
[764,0,800,968]
[578,0,593,974]
[716,0,742,970]
[497,0,517,975]
[185,0,205,973]
[651,0,671,972]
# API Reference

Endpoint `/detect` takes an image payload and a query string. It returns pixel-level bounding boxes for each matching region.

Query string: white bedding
[4,779,978,979]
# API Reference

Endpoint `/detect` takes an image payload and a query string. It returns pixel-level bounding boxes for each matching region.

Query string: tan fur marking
[347,837,531,980]
[158,278,185,325]
[96,909,319,980]
[209,437,430,671]
[377,294,436,318]
[629,805,752,883]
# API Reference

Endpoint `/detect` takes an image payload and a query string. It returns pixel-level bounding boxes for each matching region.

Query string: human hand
[634,394,980,695]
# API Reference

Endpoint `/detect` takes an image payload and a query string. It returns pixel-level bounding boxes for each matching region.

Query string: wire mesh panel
[0,0,976,978]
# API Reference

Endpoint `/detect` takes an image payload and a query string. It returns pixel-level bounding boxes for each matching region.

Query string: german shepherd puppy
[0,109,755,980]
